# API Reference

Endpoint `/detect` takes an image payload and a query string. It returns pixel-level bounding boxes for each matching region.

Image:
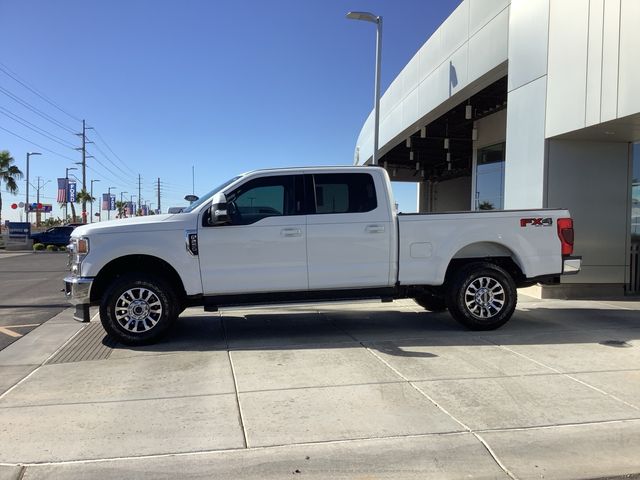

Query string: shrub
[58,246,66,252]
[46,245,58,252]
[33,243,45,251]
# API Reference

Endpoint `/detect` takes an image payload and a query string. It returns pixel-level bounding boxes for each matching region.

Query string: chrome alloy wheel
[114,287,163,333]
[464,276,505,319]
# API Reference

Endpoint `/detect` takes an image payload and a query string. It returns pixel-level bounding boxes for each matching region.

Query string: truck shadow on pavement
[105,304,640,358]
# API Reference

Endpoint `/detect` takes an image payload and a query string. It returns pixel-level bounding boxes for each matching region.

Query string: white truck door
[198,174,308,295]
[306,172,392,289]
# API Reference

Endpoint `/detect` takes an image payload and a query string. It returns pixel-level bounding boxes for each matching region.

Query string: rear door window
[311,173,377,214]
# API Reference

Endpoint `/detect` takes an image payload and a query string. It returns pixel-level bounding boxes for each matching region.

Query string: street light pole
[107,186,115,220]
[25,152,42,224]
[346,11,382,166]
[90,179,100,223]
[130,194,137,217]
[64,167,78,223]
[120,191,128,218]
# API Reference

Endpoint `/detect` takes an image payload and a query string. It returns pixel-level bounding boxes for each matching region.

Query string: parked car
[31,226,76,247]
[65,166,580,345]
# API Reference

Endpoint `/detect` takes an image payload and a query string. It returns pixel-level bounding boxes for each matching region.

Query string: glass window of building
[475,143,505,210]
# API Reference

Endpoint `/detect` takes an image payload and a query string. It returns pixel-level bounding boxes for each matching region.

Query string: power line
[90,141,134,180]
[0,85,76,134]
[0,125,77,162]
[88,149,137,186]
[91,127,136,176]
[0,62,82,123]
[0,107,77,150]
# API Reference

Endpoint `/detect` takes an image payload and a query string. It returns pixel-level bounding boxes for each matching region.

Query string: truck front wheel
[100,274,177,345]
[446,262,516,330]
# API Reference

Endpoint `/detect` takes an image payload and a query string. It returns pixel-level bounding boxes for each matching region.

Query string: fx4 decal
[520,217,553,227]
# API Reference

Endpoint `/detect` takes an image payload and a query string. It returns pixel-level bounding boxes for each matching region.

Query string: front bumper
[64,276,93,322]
[562,256,582,275]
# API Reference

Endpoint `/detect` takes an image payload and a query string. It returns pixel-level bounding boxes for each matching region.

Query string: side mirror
[210,192,230,226]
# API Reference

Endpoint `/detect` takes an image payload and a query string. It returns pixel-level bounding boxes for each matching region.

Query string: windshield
[181,175,243,213]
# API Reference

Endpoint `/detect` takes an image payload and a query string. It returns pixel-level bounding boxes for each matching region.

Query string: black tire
[100,273,178,345]
[414,293,447,312]
[445,262,516,331]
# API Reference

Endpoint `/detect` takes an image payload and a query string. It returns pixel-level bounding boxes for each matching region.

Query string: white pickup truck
[65,166,580,345]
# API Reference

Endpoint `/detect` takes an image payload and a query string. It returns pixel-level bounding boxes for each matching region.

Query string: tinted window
[312,173,377,214]
[226,175,296,225]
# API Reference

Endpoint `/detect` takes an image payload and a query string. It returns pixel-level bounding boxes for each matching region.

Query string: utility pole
[75,120,94,223]
[157,177,161,214]
[34,177,50,227]
[138,174,142,216]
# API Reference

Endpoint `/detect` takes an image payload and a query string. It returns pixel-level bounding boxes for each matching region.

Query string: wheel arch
[90,254,187,305]
[445,242,527,287]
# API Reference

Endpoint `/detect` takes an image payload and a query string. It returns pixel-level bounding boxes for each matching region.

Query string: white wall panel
[504,77,547,209]
[380,104,403,148]
[448,44,469,97]
[401,54,420,96]
[507,0,549,92]
[439,1,469,57]
[546,0,589,137]
[402,88,419,128]
[600,0,621,122]
[469,0,510,36]
[618,0,640,118]
[468,7,509,82]
[585,0,604,126]
[418,31,442,79]
[416,62,449,118]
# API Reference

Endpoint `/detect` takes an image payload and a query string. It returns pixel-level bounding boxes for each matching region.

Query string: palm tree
[0,150,23,227]
[115,200,126,219]
[75,189,95,224]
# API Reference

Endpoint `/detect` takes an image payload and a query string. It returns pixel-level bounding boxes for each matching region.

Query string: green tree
[0,150,23,227]
[478,201,495,210]
[75,189,95,224]
[115,200,126,218]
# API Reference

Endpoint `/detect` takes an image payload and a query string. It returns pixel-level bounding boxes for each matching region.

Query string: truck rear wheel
[446,262,516,330]
[100,273,177,345]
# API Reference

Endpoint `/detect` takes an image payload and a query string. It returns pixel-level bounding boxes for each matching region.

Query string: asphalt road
[0,252,69,351]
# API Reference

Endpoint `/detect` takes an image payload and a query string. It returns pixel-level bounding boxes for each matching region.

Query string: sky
[0,0,461,223]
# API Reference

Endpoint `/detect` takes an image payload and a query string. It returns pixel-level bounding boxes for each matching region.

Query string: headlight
[70,237,90,273]
[76,238,90,255]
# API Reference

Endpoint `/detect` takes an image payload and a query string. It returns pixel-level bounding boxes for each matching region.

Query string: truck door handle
[365,224,385,234]
[281,228,302,237]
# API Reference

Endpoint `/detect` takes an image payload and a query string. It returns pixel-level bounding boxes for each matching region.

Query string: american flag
[57,178,68,203]
[102,194,110,211]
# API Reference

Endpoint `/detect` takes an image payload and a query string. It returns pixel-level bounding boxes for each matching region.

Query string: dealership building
[354,0,640,298]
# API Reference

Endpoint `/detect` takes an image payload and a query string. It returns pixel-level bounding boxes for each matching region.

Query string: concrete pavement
[0,296,639,479]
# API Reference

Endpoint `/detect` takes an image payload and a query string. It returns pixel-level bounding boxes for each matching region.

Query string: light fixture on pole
[346,10,382,166]
[25,152,42,224]
[90,179,100,223]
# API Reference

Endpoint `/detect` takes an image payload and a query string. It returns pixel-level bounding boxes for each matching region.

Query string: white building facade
[354,0,640,297]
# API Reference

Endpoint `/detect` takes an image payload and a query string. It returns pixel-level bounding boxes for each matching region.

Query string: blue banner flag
[68,182,77,203]
[109,194,116,211]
